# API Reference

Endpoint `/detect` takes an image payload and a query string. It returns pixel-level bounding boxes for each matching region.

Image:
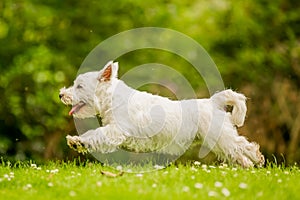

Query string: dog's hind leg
[209,126,265,168]
[66,125,126,154]
[198,105,264,168]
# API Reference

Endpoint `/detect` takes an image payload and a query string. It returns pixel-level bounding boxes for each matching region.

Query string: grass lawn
[0,159,299,200]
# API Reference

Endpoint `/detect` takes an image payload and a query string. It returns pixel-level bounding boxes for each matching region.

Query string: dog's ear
[112,62,119,78]
[98,61,119,82]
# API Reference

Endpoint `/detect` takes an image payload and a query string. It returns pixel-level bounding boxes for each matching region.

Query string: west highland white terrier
[59,61,264,168]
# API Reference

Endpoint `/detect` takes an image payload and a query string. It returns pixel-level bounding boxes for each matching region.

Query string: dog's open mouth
[69,101,86,115]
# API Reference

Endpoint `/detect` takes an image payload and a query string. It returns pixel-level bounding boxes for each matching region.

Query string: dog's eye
[76,84,83,89]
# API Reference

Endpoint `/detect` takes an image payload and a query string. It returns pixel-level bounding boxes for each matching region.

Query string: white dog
[59,61,264,168]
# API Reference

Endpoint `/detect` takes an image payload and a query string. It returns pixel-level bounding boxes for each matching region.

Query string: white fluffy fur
[59,61,264,168]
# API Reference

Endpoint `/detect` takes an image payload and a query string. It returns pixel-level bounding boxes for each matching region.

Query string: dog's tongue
[69,102,85,115]
[68,106,78,116]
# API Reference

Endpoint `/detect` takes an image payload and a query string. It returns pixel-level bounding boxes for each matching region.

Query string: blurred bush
[0,0,299,163]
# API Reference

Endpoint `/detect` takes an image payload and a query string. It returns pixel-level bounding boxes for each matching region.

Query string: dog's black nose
[59,94,63,99]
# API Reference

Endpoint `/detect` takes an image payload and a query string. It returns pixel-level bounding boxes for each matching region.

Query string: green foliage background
[0,0,299,163]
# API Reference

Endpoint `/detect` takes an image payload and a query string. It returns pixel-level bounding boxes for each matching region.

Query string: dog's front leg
[66,125,126,154]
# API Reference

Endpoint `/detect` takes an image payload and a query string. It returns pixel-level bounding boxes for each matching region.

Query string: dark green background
[0,0,299,164]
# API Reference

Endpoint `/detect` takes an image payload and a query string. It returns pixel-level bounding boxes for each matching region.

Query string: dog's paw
[254,146,265,167]
[236,155,254,168]
[236,142,265,168]
[66,135,88,154]
[245,142,265,167]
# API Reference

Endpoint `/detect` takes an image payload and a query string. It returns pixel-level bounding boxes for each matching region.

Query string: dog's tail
[211,89,247,127]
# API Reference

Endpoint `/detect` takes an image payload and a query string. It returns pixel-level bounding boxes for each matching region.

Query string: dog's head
[59,61,119,119]
[59,71,98,118]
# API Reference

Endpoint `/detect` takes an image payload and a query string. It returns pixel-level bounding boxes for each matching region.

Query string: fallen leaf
[100,170,124,178]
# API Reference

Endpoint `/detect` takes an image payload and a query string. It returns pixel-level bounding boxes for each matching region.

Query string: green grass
[0,160,299,200]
